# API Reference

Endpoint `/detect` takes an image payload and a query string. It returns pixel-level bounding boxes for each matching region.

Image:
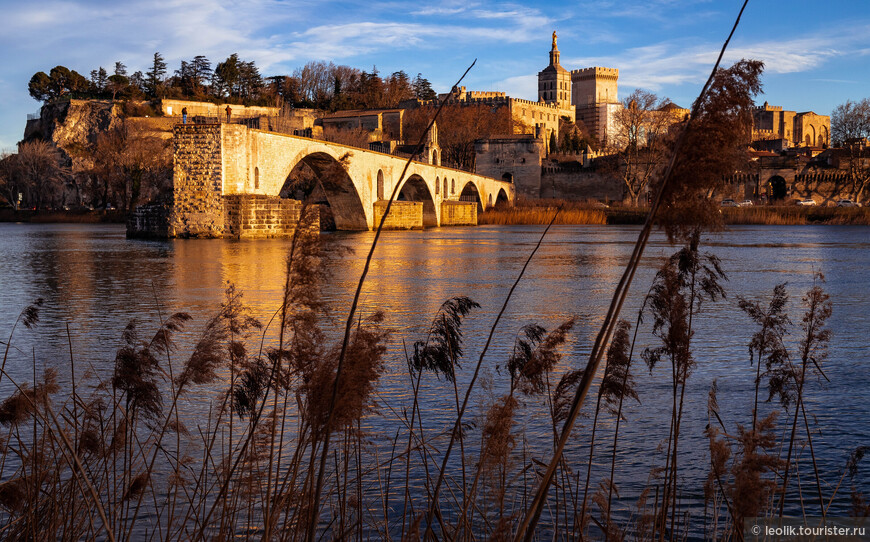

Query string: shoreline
[3,205,869,227]
[481,204,870,226]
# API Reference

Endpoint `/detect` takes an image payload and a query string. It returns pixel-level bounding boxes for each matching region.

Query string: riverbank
[0,209,126,223]
[5,203,869,227]
[480,201,870,226]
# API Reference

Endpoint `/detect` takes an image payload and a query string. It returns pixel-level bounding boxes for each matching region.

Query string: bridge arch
[496,188,509,207]
[279,151,368,230]
[459,180,484,213]
[398,175,437,227]
[501,172,513,183]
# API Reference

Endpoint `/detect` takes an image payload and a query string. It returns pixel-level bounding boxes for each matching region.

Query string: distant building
[321,109,404,142]
[752,102,830,148]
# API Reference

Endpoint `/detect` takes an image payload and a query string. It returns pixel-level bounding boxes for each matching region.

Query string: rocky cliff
[24,99,123,170]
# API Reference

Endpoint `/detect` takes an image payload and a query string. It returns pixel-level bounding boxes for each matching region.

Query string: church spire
[549,31,560,66]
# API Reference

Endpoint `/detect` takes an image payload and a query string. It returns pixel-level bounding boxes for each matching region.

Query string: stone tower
[537,31,572,110]
[570,66,619,107]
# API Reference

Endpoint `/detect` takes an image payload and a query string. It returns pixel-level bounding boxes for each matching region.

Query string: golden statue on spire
[552,31,557,49]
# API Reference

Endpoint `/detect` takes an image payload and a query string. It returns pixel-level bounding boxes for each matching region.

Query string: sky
[1,0,869,150]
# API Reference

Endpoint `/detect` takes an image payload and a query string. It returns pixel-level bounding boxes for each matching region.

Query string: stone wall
[372,200,423,229]
[474,136,543,198]
[440,201,477,225]
[169,124,225,237]
[159,99,279,119]
[540,168,624,201]
[223,195,312,238]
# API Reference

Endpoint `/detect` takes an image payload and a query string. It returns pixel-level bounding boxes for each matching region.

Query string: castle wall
[540,169,623,201]
[474,136,543,199]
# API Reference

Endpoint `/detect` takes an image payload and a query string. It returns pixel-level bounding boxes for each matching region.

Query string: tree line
[28,55,438,110]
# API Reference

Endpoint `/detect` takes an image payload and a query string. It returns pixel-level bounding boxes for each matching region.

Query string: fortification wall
[540,169,623,201]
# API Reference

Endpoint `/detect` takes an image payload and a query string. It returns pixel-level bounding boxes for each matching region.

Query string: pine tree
[145,52,167,97]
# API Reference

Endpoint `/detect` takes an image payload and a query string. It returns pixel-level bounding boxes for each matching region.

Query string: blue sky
[1,0,869,149]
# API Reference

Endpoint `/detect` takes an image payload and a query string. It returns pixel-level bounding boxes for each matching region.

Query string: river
[1,223,868,538]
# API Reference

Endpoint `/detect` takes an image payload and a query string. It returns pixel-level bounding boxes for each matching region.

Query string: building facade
[752,102,830,148]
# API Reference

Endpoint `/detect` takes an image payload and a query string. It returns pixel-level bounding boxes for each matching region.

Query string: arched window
[377,170,385,200]
[435,176,440,195]
[254,167,259,189]
[451,179,455,194]
[443,178,448,197]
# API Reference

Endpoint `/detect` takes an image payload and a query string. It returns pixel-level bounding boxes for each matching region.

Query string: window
[435,176,440,195]
[451,179,455,194]
[377,170,385,200]
[254,167,259,189]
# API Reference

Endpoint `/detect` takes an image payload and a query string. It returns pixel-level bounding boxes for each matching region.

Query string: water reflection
[1,222,869,532]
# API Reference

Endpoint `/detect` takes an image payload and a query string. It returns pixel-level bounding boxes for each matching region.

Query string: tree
[608,89,675,206]
[831,98,870,203]
[404,104,512,170]
[29,66,88,102]
[114,61,127,77]
[89,67,108,91]
[831,99,870,145]
[213,54,241,98]
[145,52,167,97]
[14,140,67,209]
[0,152,23,209]
[413,73,436,101]
[28,72,52,102]
[89,126,172,210]
[657,59,764,238]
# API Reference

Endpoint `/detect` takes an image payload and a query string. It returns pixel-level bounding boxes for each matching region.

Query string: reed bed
[720,205,870,225]
[479,205,607,225]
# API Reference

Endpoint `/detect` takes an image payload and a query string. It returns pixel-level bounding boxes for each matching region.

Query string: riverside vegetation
[2,13,870,538]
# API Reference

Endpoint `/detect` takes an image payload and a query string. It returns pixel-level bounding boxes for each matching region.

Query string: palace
[404,32,623,149]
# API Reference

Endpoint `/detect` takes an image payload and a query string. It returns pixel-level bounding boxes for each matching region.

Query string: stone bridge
[165,123,515,237]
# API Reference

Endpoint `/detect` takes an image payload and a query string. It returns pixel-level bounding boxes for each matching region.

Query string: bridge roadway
[173,123,515,232]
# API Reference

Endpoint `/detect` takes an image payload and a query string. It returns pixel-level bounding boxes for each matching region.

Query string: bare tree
[831,98,870,203]
[608,89,675,206]
[89,126,172,210]
[14,141,67,209]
